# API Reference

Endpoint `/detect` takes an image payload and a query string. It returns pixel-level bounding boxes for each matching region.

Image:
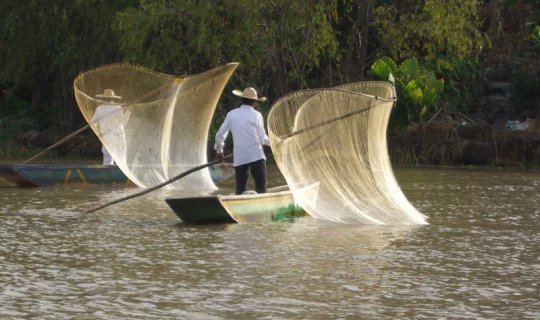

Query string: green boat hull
[165,196,237,223]
[165,185,312,224]
[0,163,234,187]
[0,164,129,187]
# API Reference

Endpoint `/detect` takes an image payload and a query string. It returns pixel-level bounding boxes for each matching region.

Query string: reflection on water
[0,167,539,319]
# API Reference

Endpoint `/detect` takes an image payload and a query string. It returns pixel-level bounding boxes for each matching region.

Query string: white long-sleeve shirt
[91,104,130,165]
[214,104,270,166]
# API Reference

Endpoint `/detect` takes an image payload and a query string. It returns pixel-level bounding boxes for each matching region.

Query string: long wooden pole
[85,154,233,213]
[281,92,397,139]
[22,124,91,164]
[283,105,373,139]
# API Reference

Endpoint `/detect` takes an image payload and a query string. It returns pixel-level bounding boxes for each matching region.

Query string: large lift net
[267,81,427,225]
[74,63,238,191]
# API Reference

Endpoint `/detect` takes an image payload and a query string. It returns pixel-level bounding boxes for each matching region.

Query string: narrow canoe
[165,183,319,224]
[0,164,129,187]
[0,163,234,187]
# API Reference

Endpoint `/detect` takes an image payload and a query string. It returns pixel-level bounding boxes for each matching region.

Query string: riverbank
[3,121,540,168]
[389,121,540,167]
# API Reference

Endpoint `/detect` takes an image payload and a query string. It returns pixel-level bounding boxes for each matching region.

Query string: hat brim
[232,89,266,102]
[96,94,122,99]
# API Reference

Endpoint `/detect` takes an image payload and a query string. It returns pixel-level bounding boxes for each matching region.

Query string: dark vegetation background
[1,0,539,167]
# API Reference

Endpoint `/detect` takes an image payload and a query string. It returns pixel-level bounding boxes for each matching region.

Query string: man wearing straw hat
[214,87,269,194]
[91,89,129,165]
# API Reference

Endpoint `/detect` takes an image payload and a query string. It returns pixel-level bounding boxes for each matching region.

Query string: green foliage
[0,86,49,130]
[373,0,485,62]
[435,57,483,113]
[510,23,540,102]
[513,65,540,101]
[371,56,444,124]
[371,56,485,127]
[371,57,398,81]
[1,91,29,114]
[0,0,536,157]
[327,0,376,84]
[0,90,46,157]
[113,0,338,101]
[532,25,540,51]
[0,0,138,133]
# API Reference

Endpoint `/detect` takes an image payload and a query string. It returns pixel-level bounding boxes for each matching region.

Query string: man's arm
[214,114,231,160]
[257,113,270,146]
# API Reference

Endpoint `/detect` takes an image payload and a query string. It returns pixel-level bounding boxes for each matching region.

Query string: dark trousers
[235,159,267,195]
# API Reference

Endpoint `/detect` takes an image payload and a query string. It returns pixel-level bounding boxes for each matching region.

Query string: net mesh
[267,81,427,225]
[74,63,239,191]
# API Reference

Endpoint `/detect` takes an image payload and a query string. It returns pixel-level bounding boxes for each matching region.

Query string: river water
[1,166,539,319]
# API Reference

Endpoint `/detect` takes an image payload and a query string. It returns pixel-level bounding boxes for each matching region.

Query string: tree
[255,0,337,95]
[370,0,486,127]
[0,0,138,132]
[113,0,338,101]
[328,0,379,84]
[373,0,485,62]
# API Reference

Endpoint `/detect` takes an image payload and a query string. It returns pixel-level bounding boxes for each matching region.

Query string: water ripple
[1,168,539,319]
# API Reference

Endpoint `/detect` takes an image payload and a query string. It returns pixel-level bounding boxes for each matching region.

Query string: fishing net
[74,63,238,191]
[267,81,427,225]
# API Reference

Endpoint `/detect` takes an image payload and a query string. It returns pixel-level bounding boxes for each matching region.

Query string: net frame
[268,81,427,225]
[74,63,239,191]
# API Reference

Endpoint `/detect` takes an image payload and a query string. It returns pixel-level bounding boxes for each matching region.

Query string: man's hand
[214,152,225,162]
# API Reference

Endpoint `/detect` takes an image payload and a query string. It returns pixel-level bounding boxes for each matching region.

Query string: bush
[532,25,540,52]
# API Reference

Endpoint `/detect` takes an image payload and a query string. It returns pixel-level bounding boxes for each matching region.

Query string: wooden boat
[0,164,128,187]
[0,163,234,187]
[165,183,319,224]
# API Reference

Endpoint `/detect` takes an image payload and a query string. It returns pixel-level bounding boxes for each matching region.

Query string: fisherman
[214,87,269,195]
[91,89,130,165]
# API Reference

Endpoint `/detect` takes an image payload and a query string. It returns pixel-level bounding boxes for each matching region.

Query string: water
[1,167,539,319]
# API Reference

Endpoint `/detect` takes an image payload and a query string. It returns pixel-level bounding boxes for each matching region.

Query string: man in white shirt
[91,89,130,165]
[214,87,270,194]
